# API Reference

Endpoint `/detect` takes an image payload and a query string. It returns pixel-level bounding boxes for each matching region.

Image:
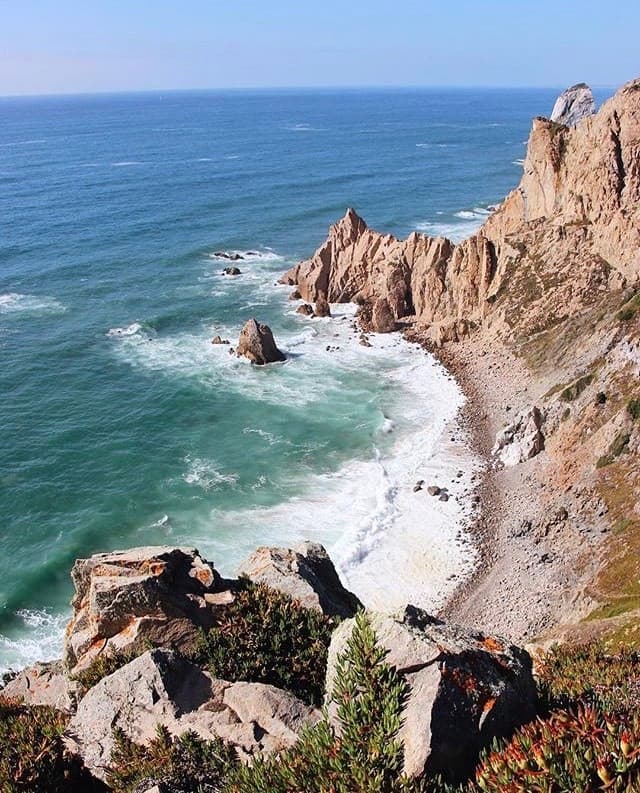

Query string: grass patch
[596,431,631,468]
[628,398,640,420]
[586,596,640,622]
[560,373,594,402]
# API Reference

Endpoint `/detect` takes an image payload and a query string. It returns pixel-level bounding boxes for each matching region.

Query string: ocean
[0,87,611,672]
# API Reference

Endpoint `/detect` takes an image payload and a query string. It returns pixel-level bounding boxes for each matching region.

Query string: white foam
[111,161,143,167]
[0,293,66,315]
[107,322,144,337]
[207,249,284,263]
[512,159,525,166]
[416,205,493,243]
[0,610,66,676]
[0,139,46,148]
[182,457,239,491]
[185,309,478,613]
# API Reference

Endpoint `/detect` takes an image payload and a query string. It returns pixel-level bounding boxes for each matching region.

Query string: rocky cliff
[283,79,640,648]
[282,78,640,345]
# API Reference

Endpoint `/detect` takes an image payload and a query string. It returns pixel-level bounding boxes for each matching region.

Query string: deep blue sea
[0,87,612,670]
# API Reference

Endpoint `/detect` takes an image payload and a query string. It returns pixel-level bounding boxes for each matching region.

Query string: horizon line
[0,82,621,101]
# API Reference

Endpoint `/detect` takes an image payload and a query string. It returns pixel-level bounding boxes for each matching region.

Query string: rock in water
[314,291,331,317]
[223,266,241,275]
[325,607,537,782]
[63,546,223,675]
[236,319,286,365]
[238,541,362,618]
[550,83,596,127]
[296,303,315,317]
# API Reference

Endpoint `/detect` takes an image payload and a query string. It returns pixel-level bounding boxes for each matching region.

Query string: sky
[1,0,639,96]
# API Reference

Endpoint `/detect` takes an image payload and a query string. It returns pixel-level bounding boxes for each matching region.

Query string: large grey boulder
[66,649,320,780]
[63,546,223,675]
[238,541,362,618]
[236,319,286,365]
[326,607,537,782]
[0,660,79,713]
[550,83,596,127]
[493,406,545,467]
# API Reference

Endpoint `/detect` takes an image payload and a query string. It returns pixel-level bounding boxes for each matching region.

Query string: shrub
[536,642,640,712]
[0,701,99,792]
[107,725,237,793]
[227,611,410,793]
[617,307,636,322]
[471,704,640,792]
[596,391,607,405]
[190,581,337,706]
[627,399,640,421]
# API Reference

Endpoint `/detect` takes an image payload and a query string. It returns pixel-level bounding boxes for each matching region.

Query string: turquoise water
[0,87,611,670]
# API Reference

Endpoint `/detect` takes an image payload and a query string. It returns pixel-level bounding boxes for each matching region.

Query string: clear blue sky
[2,0,639,96]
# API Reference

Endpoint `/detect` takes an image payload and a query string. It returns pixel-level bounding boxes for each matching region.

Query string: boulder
[326,607,537,782]
[0,661,79,712]
[550,83,596,127]
[493,406,545,467]
[214,251,243,261]
[289,289,302,300]
[211,335,230,345]
[296,303,315,317]
[223,266,241,275]
[63,546,224,675]
[238,541,362,618]
[314,292,331,318]
[371,297,397,333]
[236,319,286,365]
[66,649,320,780]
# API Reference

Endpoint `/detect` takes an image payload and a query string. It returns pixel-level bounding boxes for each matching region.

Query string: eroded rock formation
[281,79,640,344]
[236,318,286,364]
[550,82,596,127]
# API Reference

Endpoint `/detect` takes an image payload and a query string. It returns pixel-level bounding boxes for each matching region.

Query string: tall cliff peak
[550,82,596,127]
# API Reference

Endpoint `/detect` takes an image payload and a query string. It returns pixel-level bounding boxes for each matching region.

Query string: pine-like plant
[227,611,410,793]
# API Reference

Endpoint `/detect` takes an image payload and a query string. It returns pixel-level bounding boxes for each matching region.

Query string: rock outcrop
[239,541,362,618]
[314,292,331,317]
[550,82,596,127]
[281,79,640,343]
[236,319,286,365]
[67,649,319,780]
[63,546,223,675]
[0,661,79,712]
[493,406,545,467]
[325,607,537,782]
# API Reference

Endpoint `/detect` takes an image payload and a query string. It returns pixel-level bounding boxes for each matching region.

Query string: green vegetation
[190,581,337,706]
[560,373,594,402]
[616,291,640,322]
[597,391,607,404]
[227,611,410,793]
[108,725,237,793]
[596,431,631,468]
[0,702,99,792]
[627,398,640,420]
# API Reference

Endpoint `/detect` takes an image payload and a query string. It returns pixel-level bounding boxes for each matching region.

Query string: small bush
[73,647,143,693]
[472,704,640,792]
[227,611,410,793]
[0,702,99,792]
[617,307,636,322]
[107,725,237,793]
[190,581,337,706]
[627,399,640,420]
[596,391,607,405]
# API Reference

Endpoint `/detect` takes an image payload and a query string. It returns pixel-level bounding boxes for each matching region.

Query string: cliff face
[284,79,640,647]
[283,78,640,344]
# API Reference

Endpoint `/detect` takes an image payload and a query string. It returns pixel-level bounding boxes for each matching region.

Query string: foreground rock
[326,607,537,781]
[314,292,331,317]
[371,296,397,333]
[67,649,320,780]
[493,406,545,467]
[64,547,223,675]
[0,661,79,712]
[236,318,286,365]
[239,541,362,618]
[550,82,596,126]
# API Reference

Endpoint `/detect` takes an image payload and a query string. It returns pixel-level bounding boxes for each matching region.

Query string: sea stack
[236,318,286,365]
